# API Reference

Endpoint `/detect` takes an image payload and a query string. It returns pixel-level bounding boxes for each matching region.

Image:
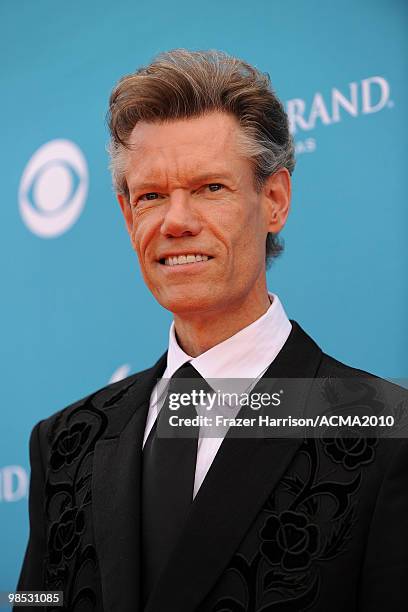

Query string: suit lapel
[145,321,323,612]
[92,351,167,612]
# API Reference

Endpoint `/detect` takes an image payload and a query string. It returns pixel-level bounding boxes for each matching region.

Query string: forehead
[125,112,246,186]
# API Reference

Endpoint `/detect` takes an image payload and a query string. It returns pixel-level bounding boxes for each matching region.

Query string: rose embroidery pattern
[260,511,320,572]
[43,380,136,610]
[50,422,92,471]
[212,438,363,612]
[322,436,377,470]
[48,506,85,565]
[211,376,382,611]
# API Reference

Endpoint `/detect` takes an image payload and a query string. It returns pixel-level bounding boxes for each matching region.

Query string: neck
[173,290,272,357]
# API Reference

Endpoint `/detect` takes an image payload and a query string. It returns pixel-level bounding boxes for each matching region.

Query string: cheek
[229,199,264,252]
[128,225,142,261]
[130,212,160,261]
[226,207,267,280]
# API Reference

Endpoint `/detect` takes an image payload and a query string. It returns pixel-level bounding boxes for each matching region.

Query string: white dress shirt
[143,292,292,498]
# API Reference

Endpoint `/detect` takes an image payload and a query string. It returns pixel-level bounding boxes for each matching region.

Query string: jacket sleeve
[14,420,47,591]
[358,439,408,611]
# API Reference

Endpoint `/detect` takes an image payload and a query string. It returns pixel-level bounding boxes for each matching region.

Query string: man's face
[118,111,288,316]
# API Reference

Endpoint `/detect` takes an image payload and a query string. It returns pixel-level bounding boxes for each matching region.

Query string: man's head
[107,49,294,318]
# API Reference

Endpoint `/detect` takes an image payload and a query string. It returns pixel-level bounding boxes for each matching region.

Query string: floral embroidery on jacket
[211,374,383,612]
[42,380,136,610]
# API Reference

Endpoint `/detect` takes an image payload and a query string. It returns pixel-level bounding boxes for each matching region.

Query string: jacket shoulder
[318,351,407,405]
[317,351,408,457]
[318,352,380,379]
[34,362,160,448]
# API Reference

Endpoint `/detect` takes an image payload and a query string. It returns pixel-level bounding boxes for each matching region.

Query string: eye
[139,192,160,202]
[207,183,224,192]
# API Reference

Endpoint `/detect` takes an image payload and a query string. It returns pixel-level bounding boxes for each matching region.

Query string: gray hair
[107,49,295,266]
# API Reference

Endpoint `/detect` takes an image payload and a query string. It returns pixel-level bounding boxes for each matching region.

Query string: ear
[262,167,291,233]
[117,193,133,235]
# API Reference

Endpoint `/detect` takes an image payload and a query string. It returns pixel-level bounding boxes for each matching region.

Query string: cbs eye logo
[19,139,89,238]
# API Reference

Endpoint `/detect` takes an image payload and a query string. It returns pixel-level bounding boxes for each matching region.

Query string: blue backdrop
[1,0,407,595]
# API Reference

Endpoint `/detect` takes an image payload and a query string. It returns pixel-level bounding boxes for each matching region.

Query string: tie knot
[157,362,205,440]
[172,362,202,380]
[168,362,212,397]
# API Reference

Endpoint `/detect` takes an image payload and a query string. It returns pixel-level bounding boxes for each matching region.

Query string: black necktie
[141,362,208,604]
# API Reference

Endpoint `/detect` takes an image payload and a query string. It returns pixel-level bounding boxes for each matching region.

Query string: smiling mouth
[159,254,214,266]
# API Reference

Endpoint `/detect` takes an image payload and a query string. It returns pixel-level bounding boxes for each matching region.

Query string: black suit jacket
[15,321,408,611]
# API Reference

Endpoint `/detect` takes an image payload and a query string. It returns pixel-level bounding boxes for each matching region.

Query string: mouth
[158,253,214,266]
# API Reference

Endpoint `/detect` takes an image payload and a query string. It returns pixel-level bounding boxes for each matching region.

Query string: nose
[160,189,202,238]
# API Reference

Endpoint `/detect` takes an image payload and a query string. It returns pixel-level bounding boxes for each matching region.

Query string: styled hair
[107,49,295,267]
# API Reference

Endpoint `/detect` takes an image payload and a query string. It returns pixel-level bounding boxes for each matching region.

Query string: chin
[155,288,222,315]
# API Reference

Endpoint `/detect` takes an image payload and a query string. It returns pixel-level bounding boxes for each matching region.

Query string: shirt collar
[165,292,291,380]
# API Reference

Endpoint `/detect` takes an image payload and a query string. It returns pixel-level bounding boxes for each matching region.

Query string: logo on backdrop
[0,466,28,502]
[109,364,131,384]
[18,139,89,238]
[287,75,393,155]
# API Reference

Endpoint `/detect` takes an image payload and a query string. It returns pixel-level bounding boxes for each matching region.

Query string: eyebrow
[129,172,234,193]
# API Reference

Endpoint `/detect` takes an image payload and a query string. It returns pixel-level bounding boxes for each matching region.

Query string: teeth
[163,254,210,266]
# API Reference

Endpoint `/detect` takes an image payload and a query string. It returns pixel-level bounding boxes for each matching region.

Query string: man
[16,49,408,611]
